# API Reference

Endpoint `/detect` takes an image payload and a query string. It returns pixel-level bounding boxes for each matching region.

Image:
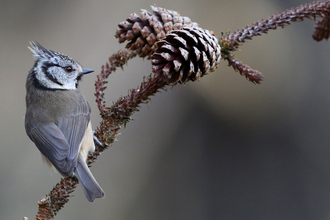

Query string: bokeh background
[1,0,330,219]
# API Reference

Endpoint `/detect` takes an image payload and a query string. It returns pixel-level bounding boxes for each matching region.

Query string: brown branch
[219,1,330,83]
[220,1,330,51]
[95,48,141,115]
[91,73,168,165]
[35,177,78,220]
[224,56,263,84]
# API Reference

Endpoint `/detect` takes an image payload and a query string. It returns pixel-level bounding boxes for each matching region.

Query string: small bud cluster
[313,15,330,41]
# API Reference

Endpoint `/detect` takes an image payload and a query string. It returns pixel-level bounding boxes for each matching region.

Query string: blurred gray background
[1,0,330,219]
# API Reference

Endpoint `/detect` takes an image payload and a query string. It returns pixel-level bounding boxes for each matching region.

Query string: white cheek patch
[36,70,64,90]
[35,62,77,90]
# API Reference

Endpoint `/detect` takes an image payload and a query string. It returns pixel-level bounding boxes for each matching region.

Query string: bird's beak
[80,68,94,75]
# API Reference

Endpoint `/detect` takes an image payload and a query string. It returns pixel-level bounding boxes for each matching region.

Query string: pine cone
[151,27,221,84]
[115,6,199,58]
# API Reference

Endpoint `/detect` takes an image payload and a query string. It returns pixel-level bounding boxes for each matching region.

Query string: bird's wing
[28,123,75,176]
[28,101,91,177]
[56,100,91,161]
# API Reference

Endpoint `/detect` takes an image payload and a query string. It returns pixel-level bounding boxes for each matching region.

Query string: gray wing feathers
[57,113,89,161]
[29,124,75,176]
[75,155,105,202]
[28,100,91,177]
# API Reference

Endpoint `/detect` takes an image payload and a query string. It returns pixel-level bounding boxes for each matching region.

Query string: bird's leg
[92,131,103,147]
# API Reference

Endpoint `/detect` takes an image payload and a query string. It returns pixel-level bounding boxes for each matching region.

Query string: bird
[25,42,105,202]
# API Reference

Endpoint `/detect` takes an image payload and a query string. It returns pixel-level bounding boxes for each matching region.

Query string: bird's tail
[75,157,105,202]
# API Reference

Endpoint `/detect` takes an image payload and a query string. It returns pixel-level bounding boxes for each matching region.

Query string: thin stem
[221,1,330,51]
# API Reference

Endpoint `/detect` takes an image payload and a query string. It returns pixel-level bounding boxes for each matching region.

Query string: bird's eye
[64,66,73,73]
